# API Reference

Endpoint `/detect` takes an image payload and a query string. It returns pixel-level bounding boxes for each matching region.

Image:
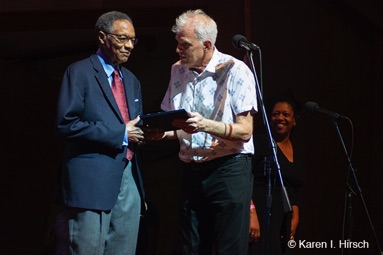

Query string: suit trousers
[180,154,253,255]
[56,160,141,255]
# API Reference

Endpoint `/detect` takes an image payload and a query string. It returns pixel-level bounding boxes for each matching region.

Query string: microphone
[304,101,347,119]
[232,34,259,50]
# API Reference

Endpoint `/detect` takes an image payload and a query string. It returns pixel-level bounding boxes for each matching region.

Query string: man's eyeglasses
[105,32,138,45]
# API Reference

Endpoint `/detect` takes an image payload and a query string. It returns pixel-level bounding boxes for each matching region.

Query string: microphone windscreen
[304,101,319,113]
[232,34,247,49]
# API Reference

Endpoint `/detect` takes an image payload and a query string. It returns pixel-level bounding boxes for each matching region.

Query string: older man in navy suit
[55,11,145,255]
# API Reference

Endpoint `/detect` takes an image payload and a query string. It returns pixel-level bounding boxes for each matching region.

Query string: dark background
[0,0,382,255]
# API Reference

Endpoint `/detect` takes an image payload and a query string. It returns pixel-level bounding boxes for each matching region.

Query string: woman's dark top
[253,134,304,207]
[250,134,304,255]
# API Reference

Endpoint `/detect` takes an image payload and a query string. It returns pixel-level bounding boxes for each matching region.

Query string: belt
[185,153,252,171]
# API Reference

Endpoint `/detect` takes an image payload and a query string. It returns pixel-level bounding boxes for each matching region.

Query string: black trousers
[179,154,253,255]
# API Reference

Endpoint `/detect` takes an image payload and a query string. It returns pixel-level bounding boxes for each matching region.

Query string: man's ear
[203,40,212,51]
[98,31,107,44]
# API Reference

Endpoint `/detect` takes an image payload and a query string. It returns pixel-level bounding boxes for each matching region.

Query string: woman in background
[249,95,304,255]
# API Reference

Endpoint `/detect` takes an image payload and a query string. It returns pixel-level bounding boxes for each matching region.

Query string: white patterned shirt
[161,48,258,163]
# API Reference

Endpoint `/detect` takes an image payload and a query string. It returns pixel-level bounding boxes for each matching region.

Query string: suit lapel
[90,55,125,123]
[121,69,137,120]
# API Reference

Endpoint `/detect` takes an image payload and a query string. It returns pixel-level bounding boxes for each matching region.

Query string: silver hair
[171,9,217,45]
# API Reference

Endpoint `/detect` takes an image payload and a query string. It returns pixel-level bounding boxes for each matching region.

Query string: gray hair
[171,9,217,45]
[95,11,133,34]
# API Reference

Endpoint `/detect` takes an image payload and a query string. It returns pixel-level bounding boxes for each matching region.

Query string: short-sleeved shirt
[161,48,258,163]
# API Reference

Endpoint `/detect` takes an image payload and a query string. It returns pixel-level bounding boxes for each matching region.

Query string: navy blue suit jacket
[56,54,145,211]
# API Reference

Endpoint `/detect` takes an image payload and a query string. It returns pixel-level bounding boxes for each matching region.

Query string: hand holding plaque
[139,109,189,131]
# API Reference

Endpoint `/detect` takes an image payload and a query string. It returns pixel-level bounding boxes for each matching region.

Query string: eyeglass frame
[104,32,138,45]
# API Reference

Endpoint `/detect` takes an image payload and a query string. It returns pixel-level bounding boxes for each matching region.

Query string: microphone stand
[331,117,382,255]
[245,47,292,255]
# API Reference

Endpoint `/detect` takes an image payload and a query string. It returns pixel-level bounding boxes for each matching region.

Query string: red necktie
[112,69,134,160]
